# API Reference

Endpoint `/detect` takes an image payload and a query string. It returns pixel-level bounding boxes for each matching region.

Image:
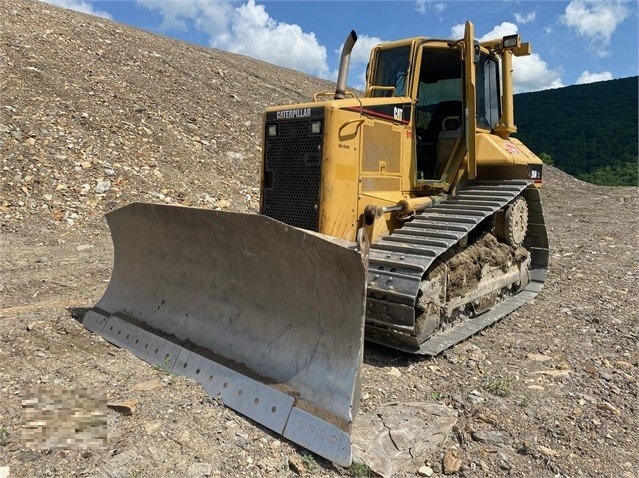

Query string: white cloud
[353,68,369,92]
[514,11,536,25]
[452,22,563,93]
[451,21,518,42]
[136,0,235,38]
[40,0,112,19]
[352,35,383,90]
[331,34,383,90]
[483,23,564,92]
[214,1,328,77]
[416,0,446,15]
[576,70,613,84]
[561,0,630,57]
[478,22,518,42]
[191,3,233,38]
[348,34,383,65]
[136,0,329,78]
[513,53,564,92]
[450,23,465,39]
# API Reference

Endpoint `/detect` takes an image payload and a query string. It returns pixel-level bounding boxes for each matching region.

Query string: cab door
[410,41,465,187]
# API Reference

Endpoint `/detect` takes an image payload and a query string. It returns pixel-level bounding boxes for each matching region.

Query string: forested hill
[513,76,638,186]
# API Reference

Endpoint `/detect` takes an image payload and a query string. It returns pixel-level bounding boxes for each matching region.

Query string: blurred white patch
[137,0,329,77]
[451,22,563,93]
[514,11,536,25]
[561,0,630,57]
[513,53,564,93]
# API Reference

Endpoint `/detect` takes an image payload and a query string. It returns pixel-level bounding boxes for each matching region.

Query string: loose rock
[538,445,559,457]
[443,450,462,475]
[471,429,506,446]
[187,462,213,478]
[388,367,402,377]
[95,180,111,193]
[418,465,434,477]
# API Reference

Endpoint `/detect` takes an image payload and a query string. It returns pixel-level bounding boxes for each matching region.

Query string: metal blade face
[85,203,368,466]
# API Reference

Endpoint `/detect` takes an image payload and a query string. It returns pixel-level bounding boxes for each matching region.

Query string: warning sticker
[503,141,520,155]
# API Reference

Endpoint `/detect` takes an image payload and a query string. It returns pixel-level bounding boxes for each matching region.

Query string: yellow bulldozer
[84,22,548,465]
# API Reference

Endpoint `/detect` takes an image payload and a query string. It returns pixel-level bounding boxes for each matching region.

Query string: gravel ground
[1,2,637,477]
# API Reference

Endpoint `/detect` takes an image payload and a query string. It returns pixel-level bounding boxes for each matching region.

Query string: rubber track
[365,179,549,355]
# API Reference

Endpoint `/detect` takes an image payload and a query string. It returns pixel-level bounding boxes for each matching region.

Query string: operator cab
[414,46,501,181]
[367,39,502,184]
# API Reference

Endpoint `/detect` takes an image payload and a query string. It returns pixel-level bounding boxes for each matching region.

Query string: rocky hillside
[1,0,334,235]
[1,2,637,478]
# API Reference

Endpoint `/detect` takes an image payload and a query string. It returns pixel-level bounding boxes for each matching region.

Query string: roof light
[503,34,520,49]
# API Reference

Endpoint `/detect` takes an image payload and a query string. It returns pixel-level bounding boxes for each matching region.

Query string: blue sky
[43,0,638,93]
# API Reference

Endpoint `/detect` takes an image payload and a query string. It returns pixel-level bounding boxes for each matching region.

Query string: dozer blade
[83,203,367,466]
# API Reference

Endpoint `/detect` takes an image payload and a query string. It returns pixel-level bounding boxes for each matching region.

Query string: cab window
[370,46,411,97]
[476,53,500,129]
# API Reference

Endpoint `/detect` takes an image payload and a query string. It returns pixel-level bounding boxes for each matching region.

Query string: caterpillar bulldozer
[84,22,548,466]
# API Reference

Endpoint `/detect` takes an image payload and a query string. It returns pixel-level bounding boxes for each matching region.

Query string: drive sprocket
[503,196,528,247]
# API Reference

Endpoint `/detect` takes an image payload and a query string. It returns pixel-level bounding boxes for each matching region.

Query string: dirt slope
[1,1,637,477]
[1,0,333,236]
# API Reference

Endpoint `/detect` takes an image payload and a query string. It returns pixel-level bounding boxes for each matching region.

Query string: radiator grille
[263,117,323,231]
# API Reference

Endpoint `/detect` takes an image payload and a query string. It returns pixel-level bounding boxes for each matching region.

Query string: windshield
[370,46,411,97]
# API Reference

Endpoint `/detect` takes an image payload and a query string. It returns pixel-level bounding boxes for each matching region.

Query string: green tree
[513,76,638,186]
[539,152,554,165]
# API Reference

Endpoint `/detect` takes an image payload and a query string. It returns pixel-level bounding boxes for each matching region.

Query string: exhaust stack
[334,30,357,99]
